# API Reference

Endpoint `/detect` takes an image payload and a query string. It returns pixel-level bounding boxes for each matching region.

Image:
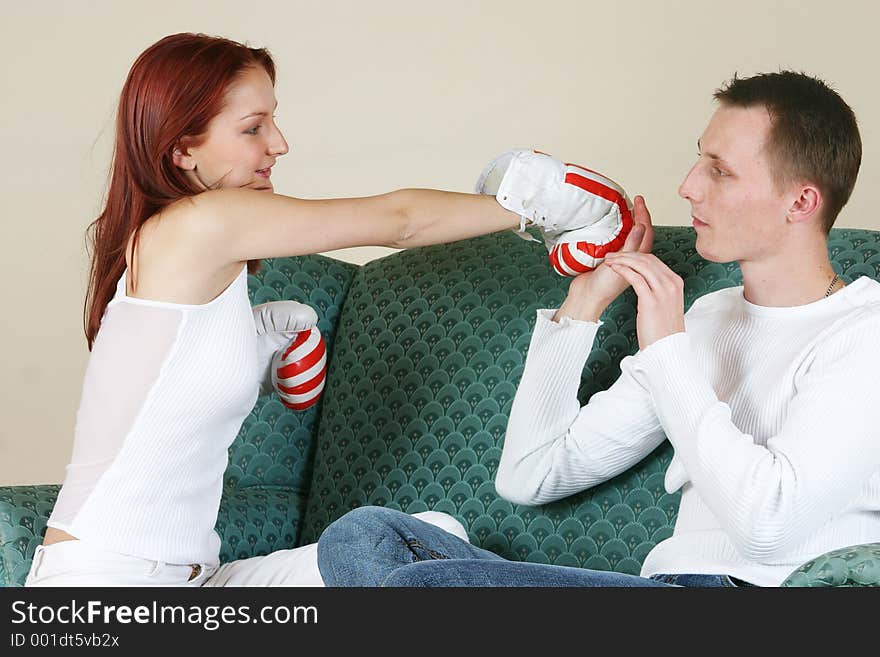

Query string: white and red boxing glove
[475,149,633,275]
[544,168,634,275]
[253,301,326,410]
[272,327,327,411]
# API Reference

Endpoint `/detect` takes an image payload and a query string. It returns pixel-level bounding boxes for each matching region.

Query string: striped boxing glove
[544,165,633,275]
[475,149,633,275]
[253,301,325,410]
[271,327,327,411]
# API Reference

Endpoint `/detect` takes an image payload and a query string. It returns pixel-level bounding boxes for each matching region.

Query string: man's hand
[603,250,685,350]
[553,195,654,323]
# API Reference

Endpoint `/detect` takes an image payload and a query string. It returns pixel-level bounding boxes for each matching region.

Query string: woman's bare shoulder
[155,191,246,256]
[125,200,245,305]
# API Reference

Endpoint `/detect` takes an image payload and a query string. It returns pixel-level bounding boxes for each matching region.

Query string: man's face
[678,105,794,264]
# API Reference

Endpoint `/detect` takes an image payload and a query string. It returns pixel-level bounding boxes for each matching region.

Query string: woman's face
[176,66,289,192]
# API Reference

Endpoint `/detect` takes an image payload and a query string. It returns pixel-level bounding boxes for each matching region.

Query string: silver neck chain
[824,273,840,298]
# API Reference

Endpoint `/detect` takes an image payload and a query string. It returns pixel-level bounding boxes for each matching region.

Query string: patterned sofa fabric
[232,254,358,492]
[781,543,880,587]
[0,485,60,587]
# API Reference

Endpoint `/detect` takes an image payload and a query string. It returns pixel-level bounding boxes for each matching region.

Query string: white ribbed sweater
[48,264,259,565]
[496,277,880,586]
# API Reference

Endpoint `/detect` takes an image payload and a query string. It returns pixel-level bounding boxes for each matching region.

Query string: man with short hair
[317,71,880,587]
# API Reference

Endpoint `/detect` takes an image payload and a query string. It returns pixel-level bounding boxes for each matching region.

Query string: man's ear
[786,183,822,226]
[172,144,197,171]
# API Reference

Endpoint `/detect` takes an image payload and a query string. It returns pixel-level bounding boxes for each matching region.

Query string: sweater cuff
[531,309,602,367]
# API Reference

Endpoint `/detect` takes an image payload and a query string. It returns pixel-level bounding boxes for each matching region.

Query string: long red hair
[84,33,274,350]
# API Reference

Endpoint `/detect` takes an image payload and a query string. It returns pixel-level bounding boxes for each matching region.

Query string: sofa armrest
[0,483,307,587]
[781,543,880,587]
[0,484,60,587]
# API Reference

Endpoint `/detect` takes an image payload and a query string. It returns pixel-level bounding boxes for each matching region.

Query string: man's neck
[739,238,838,308]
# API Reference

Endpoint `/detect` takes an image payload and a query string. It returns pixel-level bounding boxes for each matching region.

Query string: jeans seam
[405,539,449,562]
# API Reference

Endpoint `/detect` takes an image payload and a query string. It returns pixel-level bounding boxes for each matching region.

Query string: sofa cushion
[300,226,880,575]
[215,485,306,562]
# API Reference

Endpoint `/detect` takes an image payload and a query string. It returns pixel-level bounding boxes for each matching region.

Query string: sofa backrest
[298,226,880,575]
[225,254,358,492]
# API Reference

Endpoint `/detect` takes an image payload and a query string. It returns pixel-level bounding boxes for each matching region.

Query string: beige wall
[2,0,878,485]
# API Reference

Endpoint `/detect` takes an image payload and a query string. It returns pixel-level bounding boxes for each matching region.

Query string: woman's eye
[244,114,277,135]
[712,167,727,177]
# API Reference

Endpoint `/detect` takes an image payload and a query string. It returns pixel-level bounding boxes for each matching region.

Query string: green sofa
[3,227,879,587]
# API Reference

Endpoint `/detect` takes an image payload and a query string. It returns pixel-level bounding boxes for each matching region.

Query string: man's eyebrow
[239,100,279,121]
[696,139,732,166]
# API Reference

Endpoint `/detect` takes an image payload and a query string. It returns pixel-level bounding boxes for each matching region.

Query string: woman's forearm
[391,189,520,249]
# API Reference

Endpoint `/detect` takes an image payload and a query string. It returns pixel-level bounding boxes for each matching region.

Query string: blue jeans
[317,506,757,587]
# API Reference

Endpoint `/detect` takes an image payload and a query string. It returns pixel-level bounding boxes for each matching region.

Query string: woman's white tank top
[47,264,259,565]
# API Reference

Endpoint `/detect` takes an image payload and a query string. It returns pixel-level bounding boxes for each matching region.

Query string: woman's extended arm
[183,188,519,264]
